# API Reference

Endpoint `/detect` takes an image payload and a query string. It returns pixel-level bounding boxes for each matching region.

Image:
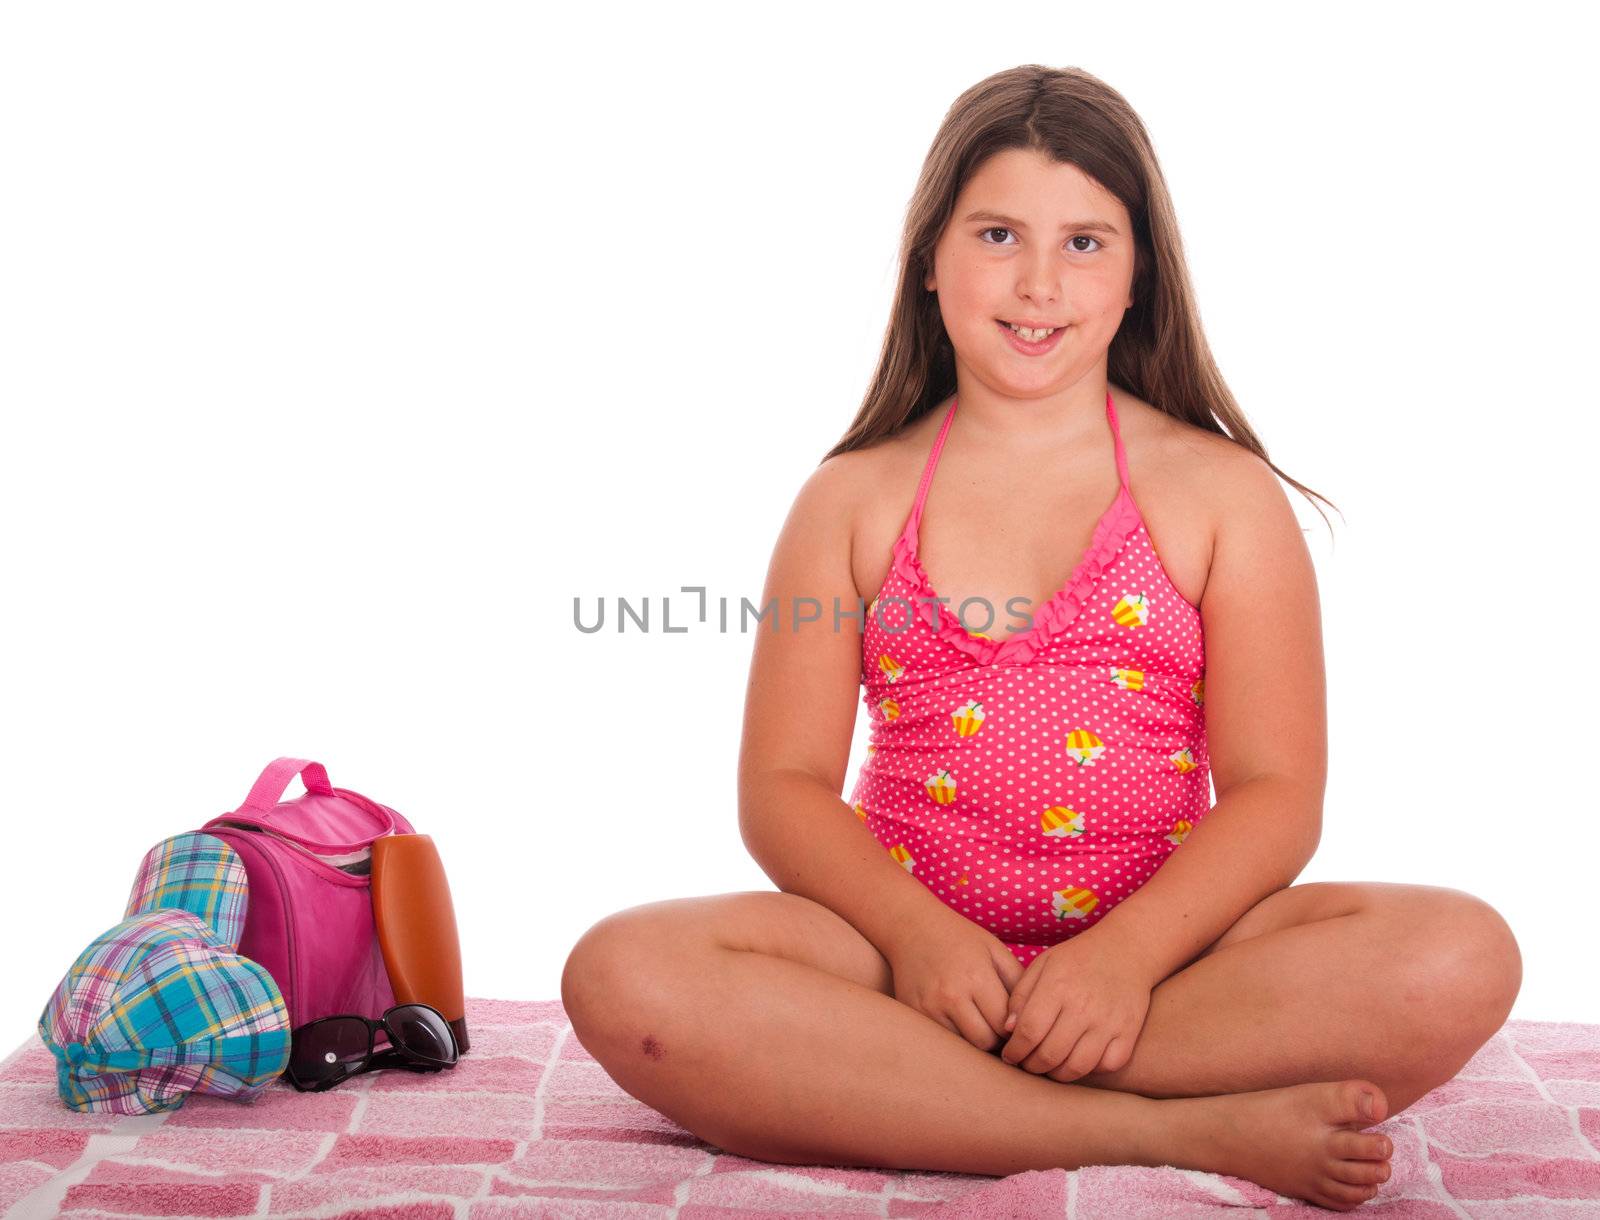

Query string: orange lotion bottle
[372,834,469,1054]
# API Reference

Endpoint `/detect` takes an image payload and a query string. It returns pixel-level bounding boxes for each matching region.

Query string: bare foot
[1178,1079,1393,1212]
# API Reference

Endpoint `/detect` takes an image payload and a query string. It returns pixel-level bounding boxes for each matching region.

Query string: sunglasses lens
[389,1004,457,1064]
[289,1016,371,1085]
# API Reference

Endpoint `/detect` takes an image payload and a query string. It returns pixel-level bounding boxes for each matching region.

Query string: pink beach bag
[197,758,416,1031]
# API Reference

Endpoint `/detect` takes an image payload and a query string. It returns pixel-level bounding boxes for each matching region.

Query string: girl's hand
[997,934,1155,1081]
[881,907,1027,1054]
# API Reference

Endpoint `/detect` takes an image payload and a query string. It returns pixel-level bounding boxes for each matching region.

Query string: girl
[562,65,1521,1211]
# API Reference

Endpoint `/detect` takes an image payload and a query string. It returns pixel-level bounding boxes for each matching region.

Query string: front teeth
[1007,322,1056,342]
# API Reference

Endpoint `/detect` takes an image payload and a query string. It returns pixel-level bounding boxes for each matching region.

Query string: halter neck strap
[903,391,1127,543]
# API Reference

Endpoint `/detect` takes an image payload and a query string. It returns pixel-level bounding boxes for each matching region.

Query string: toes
[1338,1078,1389,1126]
[1333,1128,1394,1161]
[1332,1157,1391,1187]
[1321,1177,1381,1207]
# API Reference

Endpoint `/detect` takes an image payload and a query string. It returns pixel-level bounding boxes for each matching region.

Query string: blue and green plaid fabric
[123,829,250,945]
[37,833,290,1115]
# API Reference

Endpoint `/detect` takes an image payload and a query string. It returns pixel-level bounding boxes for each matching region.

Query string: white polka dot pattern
[848,393,1209,968]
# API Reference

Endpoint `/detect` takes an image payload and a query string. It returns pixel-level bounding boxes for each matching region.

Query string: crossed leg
[561,879,1519,1207]
[1071,880,1522,1112]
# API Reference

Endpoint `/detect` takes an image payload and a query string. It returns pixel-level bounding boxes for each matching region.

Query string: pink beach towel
[2,999,1596,1217]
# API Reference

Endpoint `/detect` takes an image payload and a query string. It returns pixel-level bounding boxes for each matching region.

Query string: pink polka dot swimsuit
[847,391,1210,968]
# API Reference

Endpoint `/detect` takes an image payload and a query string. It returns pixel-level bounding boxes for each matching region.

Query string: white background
[3,1,1596,1056]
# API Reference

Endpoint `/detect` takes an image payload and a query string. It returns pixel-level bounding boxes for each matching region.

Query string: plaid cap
[123,828,250,944]
[37,833,291,1115]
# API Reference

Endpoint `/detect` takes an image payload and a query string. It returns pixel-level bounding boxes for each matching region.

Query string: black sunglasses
[287,1002,459,1092]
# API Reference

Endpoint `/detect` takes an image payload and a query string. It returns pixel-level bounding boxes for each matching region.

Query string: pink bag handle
[242,758,334,812]
[220,757,397,852]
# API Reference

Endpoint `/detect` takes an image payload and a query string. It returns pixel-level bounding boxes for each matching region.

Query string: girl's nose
[1017,257,1060,304]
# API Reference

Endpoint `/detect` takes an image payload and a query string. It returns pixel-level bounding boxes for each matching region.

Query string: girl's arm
[1085,448,1329,982]
[737,455,957,961]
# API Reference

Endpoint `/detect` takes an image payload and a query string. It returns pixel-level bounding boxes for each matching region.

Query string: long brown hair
[821,64,1339,531]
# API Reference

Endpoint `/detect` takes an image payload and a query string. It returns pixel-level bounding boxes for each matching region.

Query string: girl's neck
[947,380,1113,451]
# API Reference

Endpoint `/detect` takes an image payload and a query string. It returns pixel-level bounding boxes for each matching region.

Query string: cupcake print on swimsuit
[1053,886,1101,923]
[1039,806,1086,838]
[951,700,986,737]
[924,769,958,805]
[846,391,1211,968]
[1110,592,1151,628]
[1064,729,1107,766]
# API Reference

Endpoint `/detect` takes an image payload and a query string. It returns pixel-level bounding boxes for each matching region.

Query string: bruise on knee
[640,1034,666,1060]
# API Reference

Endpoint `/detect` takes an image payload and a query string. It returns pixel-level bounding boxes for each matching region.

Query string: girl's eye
[979,227,1102,253]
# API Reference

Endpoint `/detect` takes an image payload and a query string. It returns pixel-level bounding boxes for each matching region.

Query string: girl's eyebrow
[963,209,1120,236]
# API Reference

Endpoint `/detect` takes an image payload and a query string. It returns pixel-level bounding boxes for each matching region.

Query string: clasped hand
[882,911,1157,1083]
[997,932,1157,1082]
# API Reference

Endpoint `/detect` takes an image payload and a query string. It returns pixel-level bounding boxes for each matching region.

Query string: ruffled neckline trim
[889,484,1146,666]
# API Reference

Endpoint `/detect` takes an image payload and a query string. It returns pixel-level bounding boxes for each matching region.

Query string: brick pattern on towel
[1,1004,1597,1217]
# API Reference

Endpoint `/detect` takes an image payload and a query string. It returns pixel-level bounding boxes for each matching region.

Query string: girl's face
[923,148,1137,399]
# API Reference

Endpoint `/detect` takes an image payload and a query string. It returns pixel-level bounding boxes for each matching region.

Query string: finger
[1047,1027,1109,1081]
[953,998,1004,1052]
[992,944,1027,992]
[1067,1029,1115,1079]
[1000,1003,1053,1066]
[929,1009,966,1042]
[992,941,1030,999]
[979,974,1014,1041]
[1002,971,1039,1034]
[1020,1013,1084,1074]
[1097,1034,1132,1075]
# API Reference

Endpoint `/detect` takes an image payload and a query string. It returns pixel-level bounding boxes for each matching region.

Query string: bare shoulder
[1158,405,1298,534]
[793,445,871,527]
[791,443,884,560]
[1124,393,1315,606]
[804,410,947,606]
[1126,387,1286,534]
[1117,390,1255,504]
[844,408,953,598]
[774,433,894,602]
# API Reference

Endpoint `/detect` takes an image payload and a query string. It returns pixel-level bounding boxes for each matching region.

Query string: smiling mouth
[998,319,1064,339]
